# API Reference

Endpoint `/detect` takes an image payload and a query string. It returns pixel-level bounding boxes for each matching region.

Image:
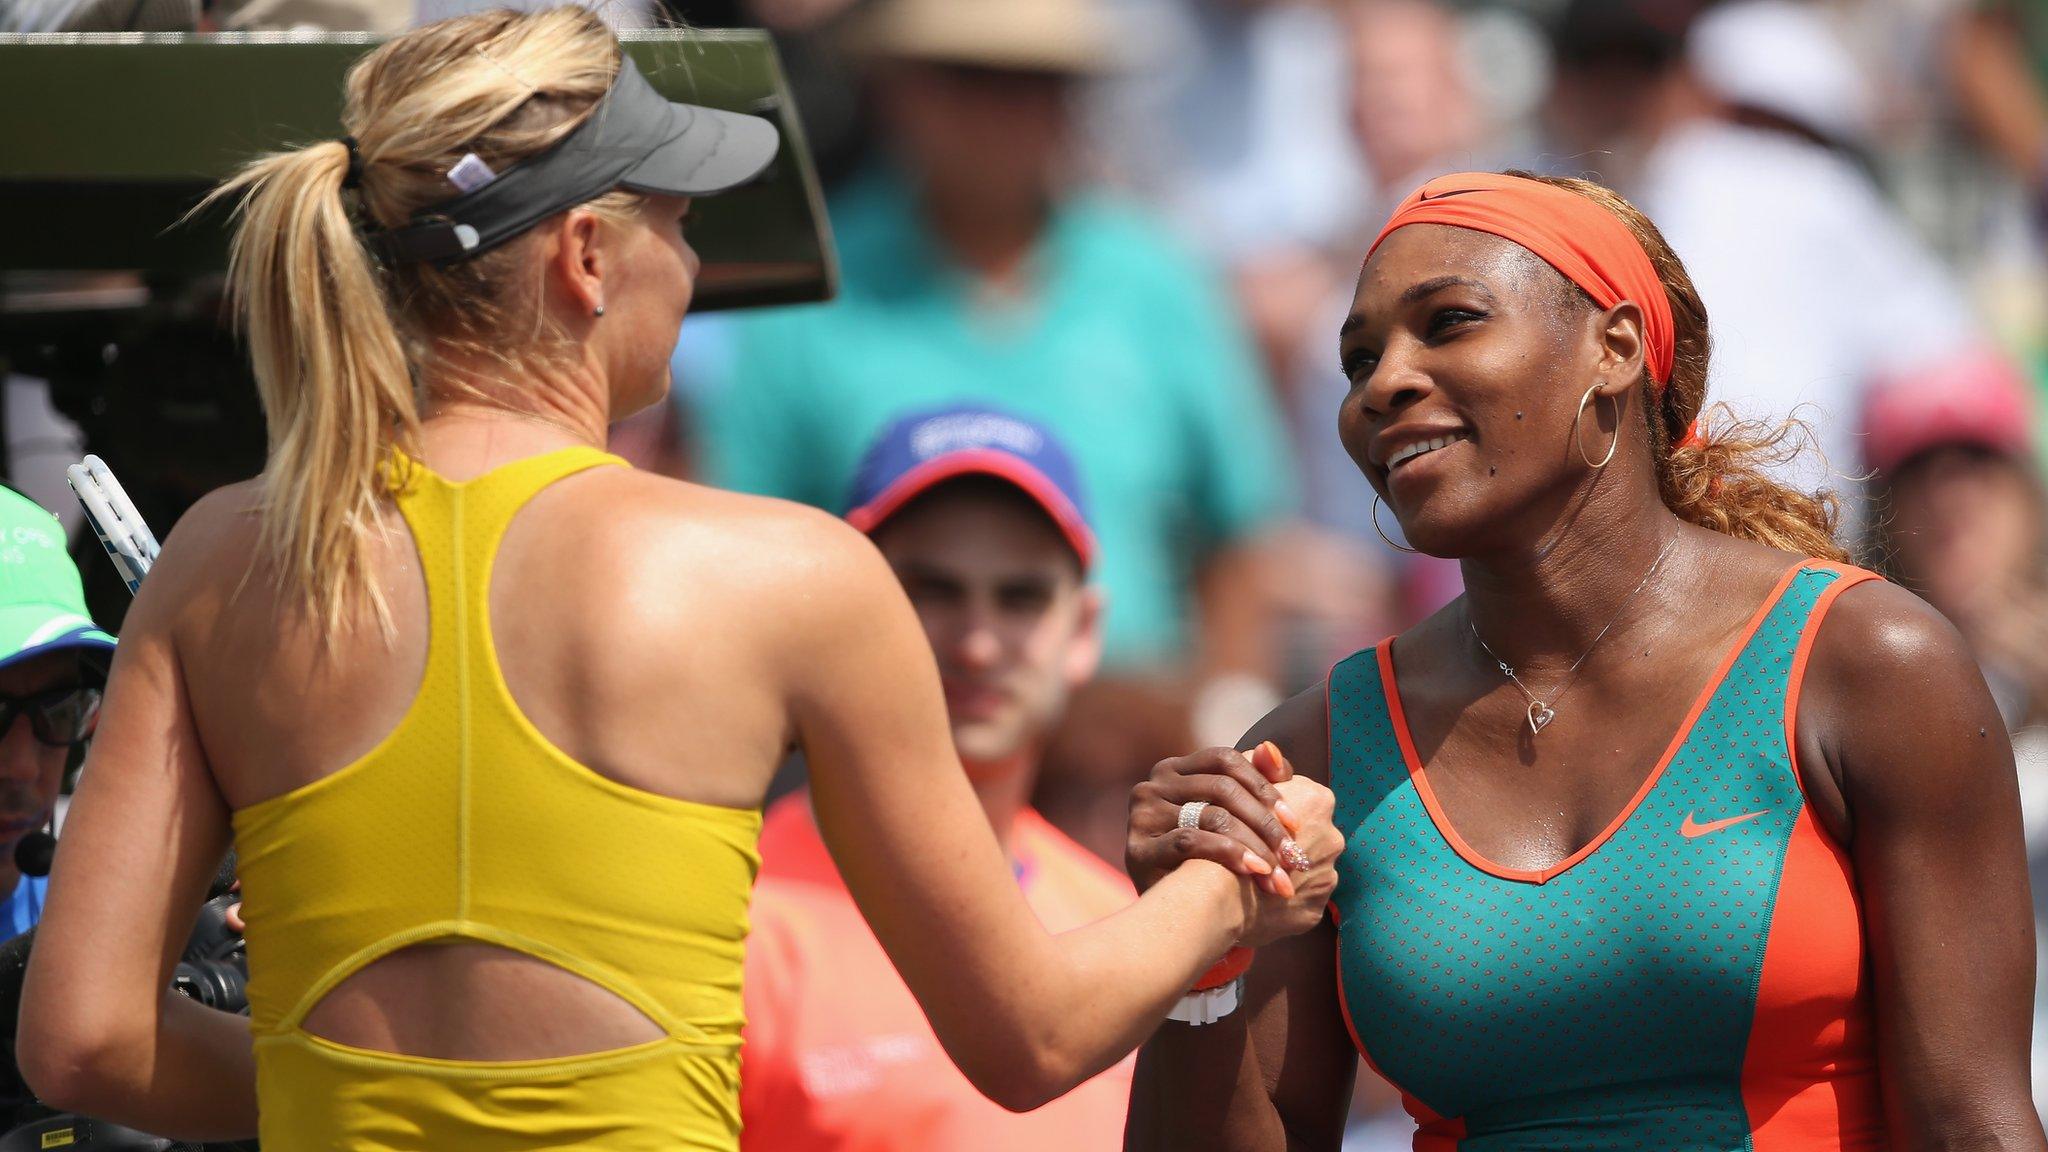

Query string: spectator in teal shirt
[685,0,1295,685]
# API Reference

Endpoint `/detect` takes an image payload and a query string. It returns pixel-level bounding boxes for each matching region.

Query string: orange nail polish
[1260,740,1289,778]
[1240,851,1273,876]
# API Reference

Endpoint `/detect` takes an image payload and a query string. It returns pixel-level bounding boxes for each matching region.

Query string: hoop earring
[1573,384,1620,470]
[1371,495,1420,554]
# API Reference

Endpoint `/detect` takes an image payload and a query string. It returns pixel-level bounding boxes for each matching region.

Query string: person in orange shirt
[740,405,1137,1150]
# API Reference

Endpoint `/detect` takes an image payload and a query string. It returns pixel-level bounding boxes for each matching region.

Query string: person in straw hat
[693,0,1297,859]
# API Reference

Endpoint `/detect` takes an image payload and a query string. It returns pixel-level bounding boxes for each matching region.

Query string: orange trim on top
[1742,560,1887,1152]
[1380,561,1808,885]
[1780,562,1883,806]
[1331,925,1462,1140]
[1325,668,1460,1140]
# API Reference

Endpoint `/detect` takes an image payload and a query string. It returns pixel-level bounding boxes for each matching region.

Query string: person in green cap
[0,485,114,938]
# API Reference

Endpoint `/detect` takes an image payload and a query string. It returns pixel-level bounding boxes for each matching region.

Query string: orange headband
[1367,172,1675,387]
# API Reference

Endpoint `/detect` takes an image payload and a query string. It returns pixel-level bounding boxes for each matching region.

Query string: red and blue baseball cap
[844,405,1096,572]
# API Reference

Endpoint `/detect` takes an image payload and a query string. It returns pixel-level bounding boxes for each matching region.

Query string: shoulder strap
[445,447,628,645]
[444,445,629,547]
[1694,560,1874,693]
[386,446,629,680]
[1793,559,1883,593]
[1783,560,1884,717]
[1754,560,1885,800]
[1775,562,1884,654]
[389,443,625,561]
[1328,644,1408,838]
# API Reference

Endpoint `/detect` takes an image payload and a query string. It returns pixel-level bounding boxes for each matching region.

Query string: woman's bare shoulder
[1244,684,1334,786]
[576,470,885,580]
[1795,569,2006,830]
[1804,574,1983,721]
[158,479,265,557]
[124,479,266,612]
[558,470,909,642]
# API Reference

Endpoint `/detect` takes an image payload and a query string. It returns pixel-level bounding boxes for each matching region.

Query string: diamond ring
[1177,800,1210,830]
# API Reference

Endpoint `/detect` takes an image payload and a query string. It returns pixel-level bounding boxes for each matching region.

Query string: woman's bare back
[159,434,847,1060]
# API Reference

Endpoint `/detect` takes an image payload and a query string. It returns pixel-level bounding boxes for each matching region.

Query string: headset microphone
[12,827,53,879]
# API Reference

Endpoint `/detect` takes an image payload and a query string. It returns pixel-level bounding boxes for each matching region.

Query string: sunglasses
[0,686,102,748]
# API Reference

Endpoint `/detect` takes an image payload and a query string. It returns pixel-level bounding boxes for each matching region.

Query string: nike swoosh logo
[1680,810,1769,839]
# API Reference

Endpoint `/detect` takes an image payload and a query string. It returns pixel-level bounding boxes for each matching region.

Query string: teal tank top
[1328,562,1884,1151]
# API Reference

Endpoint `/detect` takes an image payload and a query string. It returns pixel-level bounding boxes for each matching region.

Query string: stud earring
[593,304,606,318]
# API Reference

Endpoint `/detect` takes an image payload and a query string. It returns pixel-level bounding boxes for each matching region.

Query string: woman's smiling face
[1337,222,1640,555]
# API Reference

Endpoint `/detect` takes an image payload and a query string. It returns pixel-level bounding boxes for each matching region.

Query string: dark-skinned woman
[1121,171,2046,1151]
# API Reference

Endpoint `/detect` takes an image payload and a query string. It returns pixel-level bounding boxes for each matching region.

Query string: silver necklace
[1467,533,1680,736]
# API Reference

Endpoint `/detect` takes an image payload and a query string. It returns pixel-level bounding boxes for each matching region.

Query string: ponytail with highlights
[1516,174,1849,562]
[210,139,418,635]
[204,7,637,635]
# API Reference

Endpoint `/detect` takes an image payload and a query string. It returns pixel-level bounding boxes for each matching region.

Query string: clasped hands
[1125,743,1342,949]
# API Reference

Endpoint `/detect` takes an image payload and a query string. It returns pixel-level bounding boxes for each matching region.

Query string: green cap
[0,487,115,678]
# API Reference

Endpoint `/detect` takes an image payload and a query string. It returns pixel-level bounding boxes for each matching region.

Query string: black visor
[366,56,781,265]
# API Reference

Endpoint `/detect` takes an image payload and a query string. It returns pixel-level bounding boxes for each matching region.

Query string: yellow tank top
[231,447,762,1151]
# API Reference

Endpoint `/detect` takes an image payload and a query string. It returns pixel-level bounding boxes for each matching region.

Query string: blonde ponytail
[205,7,636,634]
[1511,173,1849,563]
[210,138,418,635]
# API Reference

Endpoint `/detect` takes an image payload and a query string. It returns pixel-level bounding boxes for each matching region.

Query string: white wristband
[1165,975,1244,1026]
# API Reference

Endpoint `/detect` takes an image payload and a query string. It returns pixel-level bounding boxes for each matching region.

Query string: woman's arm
[1126,688,1359,1151]
[1127,918,1358,1151]
[18,503,256,1140]
[778,512,1329,1111]
[1809,581,2047,1150]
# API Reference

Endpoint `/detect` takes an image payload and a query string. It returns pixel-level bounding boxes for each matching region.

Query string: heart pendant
[1526,701,1556,735]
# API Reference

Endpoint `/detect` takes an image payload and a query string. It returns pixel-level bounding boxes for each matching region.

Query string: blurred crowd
[653,0,2048,1140]
[14,0,2048,1143]
[630,0,2048,1138]
[642,0,2048,1141]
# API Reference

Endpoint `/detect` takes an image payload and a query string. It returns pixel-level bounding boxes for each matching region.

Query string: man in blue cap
[0,487,115,937]
[738,405,1137,1151]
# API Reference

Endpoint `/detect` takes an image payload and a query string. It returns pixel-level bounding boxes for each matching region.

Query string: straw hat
[842,0,1123,75]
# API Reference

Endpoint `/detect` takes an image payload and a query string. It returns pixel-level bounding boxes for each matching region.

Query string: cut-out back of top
[230,447,763,1151]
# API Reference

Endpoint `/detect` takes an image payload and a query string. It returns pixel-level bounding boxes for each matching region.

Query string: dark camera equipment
[0,32,834,308]
[170,891,247,1014]
[0,852,254,1151]
[0,30,836,634]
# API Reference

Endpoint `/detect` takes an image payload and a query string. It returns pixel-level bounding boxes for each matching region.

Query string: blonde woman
[16,10,1337,1149]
